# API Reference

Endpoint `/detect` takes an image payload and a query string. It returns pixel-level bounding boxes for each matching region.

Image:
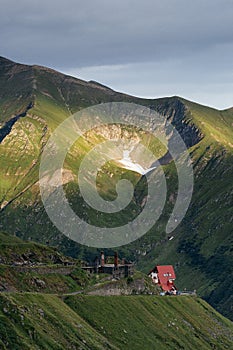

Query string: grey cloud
[1,0,233,67]
[0,0,232,108]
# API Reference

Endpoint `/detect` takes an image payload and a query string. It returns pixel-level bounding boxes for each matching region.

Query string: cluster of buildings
[82,251,177,294]
[82,251,134,279]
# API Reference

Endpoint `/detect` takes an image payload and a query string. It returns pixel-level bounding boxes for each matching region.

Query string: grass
[0,232,99,294]
[0,293,117,350]
[0,293,232,350]
[0,58,233,322]
[65,295,233,350]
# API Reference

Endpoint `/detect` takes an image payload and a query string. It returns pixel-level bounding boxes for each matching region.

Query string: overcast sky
[1,0,233,109]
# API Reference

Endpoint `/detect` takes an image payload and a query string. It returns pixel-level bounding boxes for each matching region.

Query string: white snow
[117,149,156,175]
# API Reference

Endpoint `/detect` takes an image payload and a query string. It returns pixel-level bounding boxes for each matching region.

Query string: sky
[0,0,233,109]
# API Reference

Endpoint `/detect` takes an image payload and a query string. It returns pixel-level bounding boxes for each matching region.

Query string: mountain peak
[0,56,15,65]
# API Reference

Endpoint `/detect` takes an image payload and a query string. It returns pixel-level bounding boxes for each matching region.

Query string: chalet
[148,265,177,294]
[82,251,134,279]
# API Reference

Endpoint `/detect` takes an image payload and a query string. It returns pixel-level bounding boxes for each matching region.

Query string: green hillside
[0,230,232,349]
[0,232,96,294]
[0,293,232,350]
[0,56,232,321]
[0,231,73,265]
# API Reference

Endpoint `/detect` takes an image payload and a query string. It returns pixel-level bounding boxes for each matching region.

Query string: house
[82,251,134,279]
[148,265,177,294]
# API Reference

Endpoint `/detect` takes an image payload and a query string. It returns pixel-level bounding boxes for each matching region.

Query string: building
[82,251,134,279]
[148,265,177,294]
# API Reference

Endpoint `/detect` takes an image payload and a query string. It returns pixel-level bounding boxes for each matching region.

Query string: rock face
[154,98,203,148]
[87,277,159,296]
[0,102,34,142]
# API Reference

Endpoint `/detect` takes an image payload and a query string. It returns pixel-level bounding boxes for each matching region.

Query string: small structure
[148,265,177,294]
[82,251,134,279]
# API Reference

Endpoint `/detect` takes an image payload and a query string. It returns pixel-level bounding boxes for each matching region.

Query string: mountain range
[0,56,232,322]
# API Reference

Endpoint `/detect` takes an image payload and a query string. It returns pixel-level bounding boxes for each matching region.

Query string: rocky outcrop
[0,102,33,143]
[87,277,160,296]
[153,98,203,148]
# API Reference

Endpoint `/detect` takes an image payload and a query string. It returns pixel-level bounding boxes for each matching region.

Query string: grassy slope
[0,232,72,264]
[0,293,232,350]
[0,57,233,320]
[0,293,117,350]
[0,232,96,294]
[136,101,233,319]
[0,57,34,124]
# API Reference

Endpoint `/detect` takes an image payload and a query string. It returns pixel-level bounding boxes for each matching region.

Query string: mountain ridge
[2,55,232,111]
[0,56,232,321]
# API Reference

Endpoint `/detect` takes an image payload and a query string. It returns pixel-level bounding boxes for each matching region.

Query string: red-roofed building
[148,265,177,294]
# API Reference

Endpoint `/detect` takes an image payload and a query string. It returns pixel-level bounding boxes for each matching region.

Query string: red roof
[157,265,176,279]
[155,265,176,291]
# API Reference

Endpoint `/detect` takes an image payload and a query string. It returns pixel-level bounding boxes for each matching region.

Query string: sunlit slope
[181,98,233,149]
[0,56,233,320]
[136,104,233,320]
